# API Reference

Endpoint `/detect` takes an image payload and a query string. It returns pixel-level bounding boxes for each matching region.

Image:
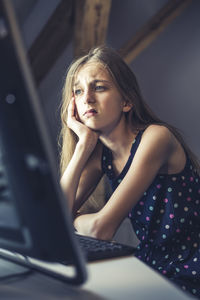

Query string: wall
[107,0,200,158]
[35,0,200,160]
[15,0,200,246]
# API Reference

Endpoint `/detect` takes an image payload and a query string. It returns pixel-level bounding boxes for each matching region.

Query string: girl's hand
[74,213,98,237]
[67,97,99,152]
[74,212,114,240]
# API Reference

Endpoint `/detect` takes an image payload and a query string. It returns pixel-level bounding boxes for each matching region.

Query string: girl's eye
[74,89,82,96]
[95,86,106,91]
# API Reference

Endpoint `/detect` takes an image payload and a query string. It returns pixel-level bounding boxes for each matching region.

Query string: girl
[60,46,200,298]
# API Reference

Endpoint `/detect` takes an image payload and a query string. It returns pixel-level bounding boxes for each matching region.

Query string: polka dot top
[102,130,200,298]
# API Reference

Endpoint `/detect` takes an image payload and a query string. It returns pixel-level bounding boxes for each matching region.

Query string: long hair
[59,45,200,176]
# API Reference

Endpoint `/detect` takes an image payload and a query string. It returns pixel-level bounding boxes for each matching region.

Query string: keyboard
[76,234,136,261]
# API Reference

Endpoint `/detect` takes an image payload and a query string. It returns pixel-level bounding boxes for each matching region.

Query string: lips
[84,108,97,117]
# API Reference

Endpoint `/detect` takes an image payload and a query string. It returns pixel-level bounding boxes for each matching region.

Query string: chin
[84,121,99,130]
[87,125,100,132]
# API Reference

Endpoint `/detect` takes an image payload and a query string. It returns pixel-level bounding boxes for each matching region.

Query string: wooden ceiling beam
[28,0,74,85]
[74,0,112,58]
[119,0,192,64]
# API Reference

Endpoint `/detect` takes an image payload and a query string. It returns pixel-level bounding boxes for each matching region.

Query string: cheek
[106,101,123,114]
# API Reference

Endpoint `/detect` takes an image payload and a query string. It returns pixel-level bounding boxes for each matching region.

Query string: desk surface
[0,255,194,300]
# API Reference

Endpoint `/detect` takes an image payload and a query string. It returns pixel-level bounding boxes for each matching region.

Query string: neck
[99,117,138,160]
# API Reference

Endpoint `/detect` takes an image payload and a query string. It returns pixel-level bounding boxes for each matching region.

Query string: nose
[83,89,95,104]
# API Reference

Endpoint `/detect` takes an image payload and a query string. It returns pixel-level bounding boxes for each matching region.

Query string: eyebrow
[73,79,111,87]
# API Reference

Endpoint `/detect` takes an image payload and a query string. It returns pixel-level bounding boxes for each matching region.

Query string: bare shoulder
[143,124,172,139]
[140,124,186,174]
[141,124,174,150]
[131,124,176,173]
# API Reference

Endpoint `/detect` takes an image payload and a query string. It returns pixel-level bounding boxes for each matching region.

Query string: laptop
[0,0,135,285]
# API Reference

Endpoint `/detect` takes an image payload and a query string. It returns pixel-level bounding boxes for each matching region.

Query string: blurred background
[4,0,200,246]
[12,0,200,160]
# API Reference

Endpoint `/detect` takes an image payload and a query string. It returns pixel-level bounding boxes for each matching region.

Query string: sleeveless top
[102,130,200,298]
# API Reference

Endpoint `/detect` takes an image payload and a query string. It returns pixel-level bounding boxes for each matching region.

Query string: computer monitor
[0,0,87,284]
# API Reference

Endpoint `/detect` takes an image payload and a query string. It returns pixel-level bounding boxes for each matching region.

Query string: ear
[122,101,133,113]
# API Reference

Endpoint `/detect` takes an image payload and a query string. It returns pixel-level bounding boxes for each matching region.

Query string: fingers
[68,96,81,123]
[67,97,76,130]
[68,96,76,118]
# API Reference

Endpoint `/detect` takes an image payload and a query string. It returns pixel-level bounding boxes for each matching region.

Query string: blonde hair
[59,45,200,176]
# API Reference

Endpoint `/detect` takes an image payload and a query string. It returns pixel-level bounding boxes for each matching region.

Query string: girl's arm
[74,125,179,240]
[61,141,103,216]
[60,97,103,215]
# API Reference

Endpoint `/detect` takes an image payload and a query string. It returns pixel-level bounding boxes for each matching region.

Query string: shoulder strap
[130,130,144,156]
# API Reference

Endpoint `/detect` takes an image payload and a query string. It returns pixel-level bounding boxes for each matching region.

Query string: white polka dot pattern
[102,130,200,297]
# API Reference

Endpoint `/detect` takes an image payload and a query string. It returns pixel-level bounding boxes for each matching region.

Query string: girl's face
[73,62,131,134]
